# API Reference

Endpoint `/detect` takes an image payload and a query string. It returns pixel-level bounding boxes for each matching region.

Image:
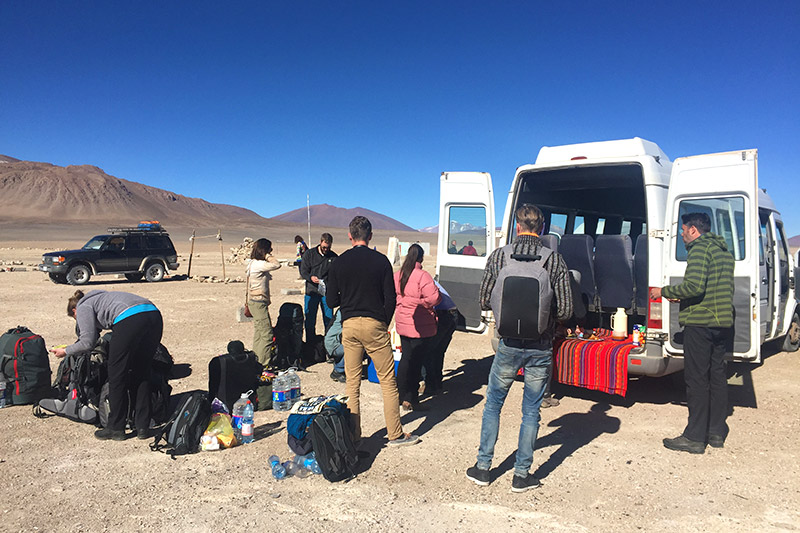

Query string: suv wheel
[48,273,67,284]
[125,273,144,282]
[144,262,165,282]
[66,264,91,285]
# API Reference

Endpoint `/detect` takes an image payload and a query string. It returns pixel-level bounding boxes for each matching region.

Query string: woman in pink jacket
[394,244,441,411]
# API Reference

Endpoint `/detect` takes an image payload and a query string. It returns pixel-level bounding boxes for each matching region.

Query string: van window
[776,221,790,296]
[758,214,770,266]
[549,213,567,236]
[676,197,745,261]
[447,205,487,256]
[596,218,606,235]
[573,215,585,234]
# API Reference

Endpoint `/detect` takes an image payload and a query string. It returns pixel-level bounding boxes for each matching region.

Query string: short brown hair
[67,290,85,316]
[349,216,372,242]
[320,233,333,245]
[681,212,711,234]
[251,238,272,260]
[515,204,544,234]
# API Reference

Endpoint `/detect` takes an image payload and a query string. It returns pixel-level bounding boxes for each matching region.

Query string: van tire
[144,262,165,282]
[66,264,91,285]
[782,311,800,352]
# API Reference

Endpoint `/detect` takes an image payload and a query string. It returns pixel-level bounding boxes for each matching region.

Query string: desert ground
[0,223,798,532]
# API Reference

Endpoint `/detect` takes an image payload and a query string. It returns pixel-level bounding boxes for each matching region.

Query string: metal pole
[307,194,311,246]
[187,229,196,277]
[218,230,226,281]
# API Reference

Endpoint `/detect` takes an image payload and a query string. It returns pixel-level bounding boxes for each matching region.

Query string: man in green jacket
[650,212,734,454]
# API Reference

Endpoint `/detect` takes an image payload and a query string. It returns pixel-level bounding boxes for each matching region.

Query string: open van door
[662,150,760,361]
[436,172,496,332]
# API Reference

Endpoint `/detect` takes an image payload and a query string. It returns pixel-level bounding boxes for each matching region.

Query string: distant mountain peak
[272,204,417,232]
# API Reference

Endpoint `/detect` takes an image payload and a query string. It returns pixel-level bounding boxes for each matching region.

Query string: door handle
[761,277,768,283]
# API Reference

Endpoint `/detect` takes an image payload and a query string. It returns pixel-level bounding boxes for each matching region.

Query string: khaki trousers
[342,316,403,441]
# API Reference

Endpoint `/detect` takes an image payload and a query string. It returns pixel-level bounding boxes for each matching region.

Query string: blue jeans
[304,293,333,341]
[331,345,345,374]
[476,339,552,477]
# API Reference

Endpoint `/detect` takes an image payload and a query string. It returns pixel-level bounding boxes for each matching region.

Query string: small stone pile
[190,275,245,284]
[227,237,254,264]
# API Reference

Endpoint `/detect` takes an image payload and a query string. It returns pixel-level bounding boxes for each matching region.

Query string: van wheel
[144,262,165,282]
[48,273,67,284]
[125,273,144,282]
[782,311,800,352]
[66,264,91,285]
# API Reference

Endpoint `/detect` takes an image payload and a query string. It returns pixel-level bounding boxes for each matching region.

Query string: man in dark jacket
[651,212,734,454]
[300,233,337,342]
[326,216,419,447]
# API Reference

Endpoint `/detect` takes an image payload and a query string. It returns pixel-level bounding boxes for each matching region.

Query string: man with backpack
[466,204,572,493]
[300,233,338,342]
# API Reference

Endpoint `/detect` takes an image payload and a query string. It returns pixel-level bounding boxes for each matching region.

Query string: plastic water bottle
[272,372,291,412]
[286,368,301,406]
[284,460,310,478]
[232,390,254,443]
[0,375,7,408]
[294,452,322,474]
[268,455,286,479]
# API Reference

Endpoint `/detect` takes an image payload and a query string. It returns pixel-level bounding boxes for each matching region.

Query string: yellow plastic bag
[204,413,237,448]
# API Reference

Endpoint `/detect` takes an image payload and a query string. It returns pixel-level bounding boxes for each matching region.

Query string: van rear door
[436,172,496,332]
[663,150,760,361]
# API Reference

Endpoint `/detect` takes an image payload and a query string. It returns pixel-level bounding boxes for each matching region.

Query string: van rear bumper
[627,342,683,377]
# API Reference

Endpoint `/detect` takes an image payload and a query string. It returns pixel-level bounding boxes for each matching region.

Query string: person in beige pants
[326,216,419,447]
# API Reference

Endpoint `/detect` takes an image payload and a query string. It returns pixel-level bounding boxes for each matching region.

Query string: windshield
[82,236,108,250]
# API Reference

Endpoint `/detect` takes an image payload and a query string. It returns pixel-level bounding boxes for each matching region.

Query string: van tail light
[647,288,662,329]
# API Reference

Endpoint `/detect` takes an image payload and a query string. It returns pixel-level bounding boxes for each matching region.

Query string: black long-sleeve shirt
[325,245,396,324]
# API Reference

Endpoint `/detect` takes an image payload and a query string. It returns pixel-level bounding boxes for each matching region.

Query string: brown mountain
[273,203,417,232]
[0,155,270,226]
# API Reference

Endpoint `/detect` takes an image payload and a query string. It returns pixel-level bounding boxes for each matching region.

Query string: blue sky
[2,2,798,234]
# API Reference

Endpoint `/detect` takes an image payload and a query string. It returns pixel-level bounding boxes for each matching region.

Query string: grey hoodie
[65,290,157,356]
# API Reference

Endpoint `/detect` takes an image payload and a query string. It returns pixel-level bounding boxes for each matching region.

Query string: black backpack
[150,391,211,457]
[208,345,263,412]
[309,401,359,482]
[97,371,172,429]
[0,326,51,405]
[274,303,304,369]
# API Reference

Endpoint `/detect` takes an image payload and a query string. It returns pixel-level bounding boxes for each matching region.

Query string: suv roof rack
[107,221,168,234]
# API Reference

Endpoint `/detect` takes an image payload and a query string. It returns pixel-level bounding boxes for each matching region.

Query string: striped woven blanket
[554,328,633,397]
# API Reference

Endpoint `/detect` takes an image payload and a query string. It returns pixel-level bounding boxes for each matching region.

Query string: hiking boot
[137,428,154,440]
[707,434,725,448]
[330,370,347,383]
[663,435,705,454]
[466,464,490,486]
[387,433,420,447]
[94,427,127,441]
[511,474,542,493]
[541,396,560,408]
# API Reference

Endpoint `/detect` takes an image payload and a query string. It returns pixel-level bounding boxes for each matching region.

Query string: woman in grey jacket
[51,290,163,441]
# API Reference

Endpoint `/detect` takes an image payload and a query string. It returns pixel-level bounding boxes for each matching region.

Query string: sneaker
[387,433,420,447]
[330,370,347,383]
[541,396,560,408]
[94,427,127,441]
[466,464,490,486]
[137,428,153,440]
[511,474,541,493]
[663,435,705,454]
[707,434,725,448]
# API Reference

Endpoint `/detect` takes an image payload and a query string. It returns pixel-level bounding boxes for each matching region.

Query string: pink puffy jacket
[393,263,441,338]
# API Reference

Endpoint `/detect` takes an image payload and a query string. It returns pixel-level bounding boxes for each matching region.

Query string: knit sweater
[326,245,396,324]
[479,234,573,342]
[393,263,441,338]
[662,232,734,327]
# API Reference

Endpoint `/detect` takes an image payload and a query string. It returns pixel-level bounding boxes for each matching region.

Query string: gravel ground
[0,232,798,532]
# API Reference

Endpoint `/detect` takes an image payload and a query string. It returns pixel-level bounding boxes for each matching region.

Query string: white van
[436,138,799,377]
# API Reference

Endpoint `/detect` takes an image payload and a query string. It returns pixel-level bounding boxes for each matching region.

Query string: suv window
[146,235,171,250]
[126,235,144,251]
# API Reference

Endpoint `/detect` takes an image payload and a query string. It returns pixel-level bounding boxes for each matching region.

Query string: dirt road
[0,235,798,532]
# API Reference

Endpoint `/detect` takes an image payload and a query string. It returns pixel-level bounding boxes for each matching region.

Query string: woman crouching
[51,290,163,441]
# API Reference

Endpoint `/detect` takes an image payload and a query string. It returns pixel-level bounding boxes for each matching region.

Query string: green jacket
[662,232,734,328]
